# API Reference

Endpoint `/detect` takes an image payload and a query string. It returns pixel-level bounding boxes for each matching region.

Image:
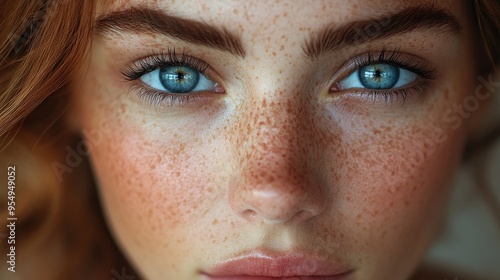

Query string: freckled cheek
[90,127,220,245]
[334,122,465,258]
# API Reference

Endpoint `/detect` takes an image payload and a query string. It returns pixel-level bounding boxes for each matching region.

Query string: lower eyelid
[129,84,205,109]
[345,79,433,105]
[127,79,226,111]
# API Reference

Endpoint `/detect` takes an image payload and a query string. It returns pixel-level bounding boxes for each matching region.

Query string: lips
[201,249,353,280]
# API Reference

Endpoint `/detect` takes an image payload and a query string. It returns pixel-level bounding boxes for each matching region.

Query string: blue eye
[140,65,217,94]
[339,63,418,90]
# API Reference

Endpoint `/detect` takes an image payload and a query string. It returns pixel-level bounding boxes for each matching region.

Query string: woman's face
[70,0,479,279]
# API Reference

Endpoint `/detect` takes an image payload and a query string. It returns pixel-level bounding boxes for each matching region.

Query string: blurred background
[424,72,500,280]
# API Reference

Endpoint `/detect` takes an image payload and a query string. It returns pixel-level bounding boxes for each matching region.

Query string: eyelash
[336,48,438,103]
[122,48,214,107]
[122,48,210,80]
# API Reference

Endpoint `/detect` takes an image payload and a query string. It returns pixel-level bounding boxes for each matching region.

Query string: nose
[227,97,327,224]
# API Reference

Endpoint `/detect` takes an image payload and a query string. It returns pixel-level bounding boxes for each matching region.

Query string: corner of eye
[329,82,342,92]
[213,83,226,93]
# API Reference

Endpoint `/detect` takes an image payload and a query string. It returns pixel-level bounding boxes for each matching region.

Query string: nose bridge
[240,58,312,175]
[242,94,306,184]
[228,90,326,224]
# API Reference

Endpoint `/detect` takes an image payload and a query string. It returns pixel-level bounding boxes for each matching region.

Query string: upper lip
[202,248,353,278]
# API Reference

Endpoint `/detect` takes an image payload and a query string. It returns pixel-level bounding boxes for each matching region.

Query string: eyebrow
[94,6,460,60]
[303,6,461,59]
[94,7,246,57]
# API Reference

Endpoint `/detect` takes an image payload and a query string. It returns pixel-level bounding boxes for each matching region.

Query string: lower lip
[202,272,353,280]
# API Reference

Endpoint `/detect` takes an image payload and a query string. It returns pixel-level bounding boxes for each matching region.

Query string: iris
[159,66,200,93]
[358,64,400,89]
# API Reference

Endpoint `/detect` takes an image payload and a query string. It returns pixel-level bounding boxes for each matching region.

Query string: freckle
[382,125,392,133]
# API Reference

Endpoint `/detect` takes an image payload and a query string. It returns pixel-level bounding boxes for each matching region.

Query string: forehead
[98,0,459,35]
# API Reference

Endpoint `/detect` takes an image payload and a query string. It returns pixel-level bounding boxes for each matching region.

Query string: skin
[69,0,482,279]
